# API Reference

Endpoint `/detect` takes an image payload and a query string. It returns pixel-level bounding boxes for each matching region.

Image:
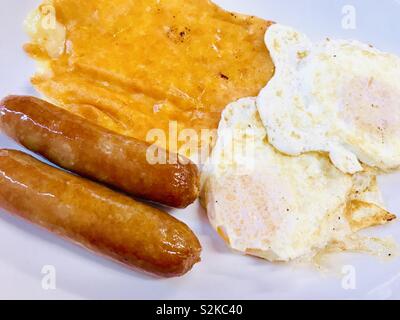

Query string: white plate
[1,0,400,300]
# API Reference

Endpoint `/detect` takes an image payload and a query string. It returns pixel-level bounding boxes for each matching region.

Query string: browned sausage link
[0,149,201,277]
[0,96,199,208]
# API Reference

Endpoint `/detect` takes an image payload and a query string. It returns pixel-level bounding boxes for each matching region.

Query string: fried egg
[201,98,395,262]
[257,24,400,174]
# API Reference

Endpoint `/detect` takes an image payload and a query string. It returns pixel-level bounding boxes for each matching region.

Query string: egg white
[257,24,400,174]
[201,98,393,262]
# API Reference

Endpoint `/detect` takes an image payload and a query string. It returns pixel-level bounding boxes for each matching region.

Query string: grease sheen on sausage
[0,149,201,277]
[0,96,200,208]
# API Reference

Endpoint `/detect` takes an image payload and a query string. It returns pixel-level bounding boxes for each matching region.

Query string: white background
[0,0,399,300]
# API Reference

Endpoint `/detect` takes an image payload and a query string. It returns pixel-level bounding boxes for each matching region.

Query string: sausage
[0,96,199,208]
[0,149,201,277]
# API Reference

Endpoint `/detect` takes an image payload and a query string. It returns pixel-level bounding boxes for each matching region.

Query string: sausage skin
[0,149,201,277]
[0,96,199,208]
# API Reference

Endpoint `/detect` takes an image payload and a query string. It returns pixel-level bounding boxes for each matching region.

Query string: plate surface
[0,0,400,300]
